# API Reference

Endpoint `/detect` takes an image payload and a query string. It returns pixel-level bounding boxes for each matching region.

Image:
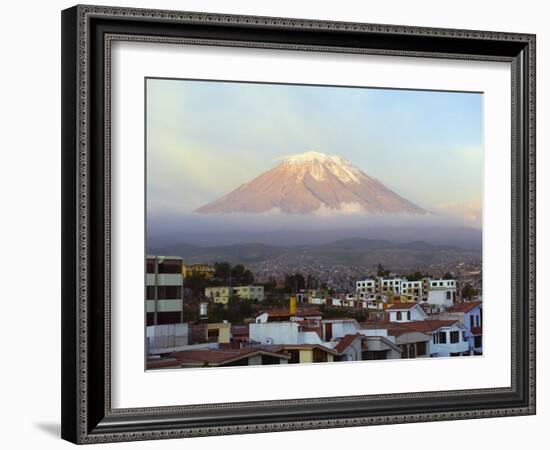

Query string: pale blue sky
[146,78,482,224]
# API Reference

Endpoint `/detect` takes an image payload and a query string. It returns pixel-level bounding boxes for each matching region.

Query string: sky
[146,78,483,232]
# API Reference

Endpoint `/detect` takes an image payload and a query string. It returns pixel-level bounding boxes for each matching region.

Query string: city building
[442,301,483,354]
[386,302,428,323]
[322,318,360,341]
[182,263,215,279]
[146,255,184,326]
[146,323,189,355]
[152,347,292,368]
[280,344,340,364]
[205,285,265,304]
[427,279,457,306]
[356,276,457,305]
[250,321,323,346]
[207,322,231,344]
[361,334,403,360]
[390,320,469,357]
[254,306,323,324]
[333,334,363,361]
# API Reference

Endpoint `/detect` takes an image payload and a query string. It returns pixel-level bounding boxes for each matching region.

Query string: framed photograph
[61,4,536,444]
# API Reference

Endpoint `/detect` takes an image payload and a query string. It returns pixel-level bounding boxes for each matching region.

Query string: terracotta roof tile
[447,301,482,313]
[172,347,290,366]
[387,302,419,311]
[334,334,362,353]
[388,319,462,335]
[146,358,180,369]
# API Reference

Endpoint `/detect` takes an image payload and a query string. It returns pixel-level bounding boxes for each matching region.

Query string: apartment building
[205,285,265,304]
[146,256,184,326]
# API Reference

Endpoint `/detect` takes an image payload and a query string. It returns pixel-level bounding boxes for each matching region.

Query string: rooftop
[447,301,482,313]
[172,347,290,366]
[387,319,463,336]
[334,334,363,353]
[386,302,420,311]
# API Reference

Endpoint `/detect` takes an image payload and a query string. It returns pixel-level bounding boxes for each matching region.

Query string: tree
[230,264,246,280]
[214,262,231,280]
[377,264,391,277]
[184,273,208,295]
[404,271,429,281]
[241,269,254,285]
[284,273,305,293]
[443,272,454,279]
[462,283,477,300]
[263,277,277,291]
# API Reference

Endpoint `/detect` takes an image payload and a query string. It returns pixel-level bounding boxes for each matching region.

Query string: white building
[249,322,323,346]
[442,301,483,354]
[322,318,360,341]
[355,276,457,305]
[146,256,184,325]
[427,279,457,306]
[429,321,469,357]
[386,302,428,323]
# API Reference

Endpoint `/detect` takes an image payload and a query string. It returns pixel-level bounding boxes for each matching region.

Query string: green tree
[377,264,391,277]
[462,283,477,300]
[404,271,429,281]
[284,273,305,293]
[184,273,208,295]
[263,277,277,291]
[214,262,231,280]
[231,264,246,281]
[241,269,254,285]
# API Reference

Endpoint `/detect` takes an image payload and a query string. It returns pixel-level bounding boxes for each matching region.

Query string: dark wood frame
[61,4,536,444]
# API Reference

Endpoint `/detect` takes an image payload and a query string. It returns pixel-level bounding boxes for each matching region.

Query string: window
[407,311,411,320]
[157,259,182,274]
[146,285,182,300]
[396,312,402,320]
[450,331,460,343]
[470,315,475,328]
[438,332,447,344]
[446,291,451,300]
[288,350,300,364]
[474,336,482,348]
[476,315,480,327]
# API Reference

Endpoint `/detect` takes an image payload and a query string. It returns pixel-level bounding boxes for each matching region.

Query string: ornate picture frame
[61,4,536,444]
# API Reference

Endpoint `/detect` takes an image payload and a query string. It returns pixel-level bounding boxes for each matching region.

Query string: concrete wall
[146,299,183,313]
[147,323,189,353]
[324,320,359,340]
[249,322,299,345]
[340,338,362,361]
[299,349,313,363]
[427,289,454,306]
[431,325,469,356]
[146,273,183,286]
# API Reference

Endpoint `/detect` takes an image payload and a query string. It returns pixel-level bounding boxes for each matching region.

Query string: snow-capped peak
[281,151,362,184]
[283,150,332,164]
[195,149,424,215]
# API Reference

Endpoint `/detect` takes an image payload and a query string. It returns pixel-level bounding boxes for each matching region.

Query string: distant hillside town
[146,256,482,369]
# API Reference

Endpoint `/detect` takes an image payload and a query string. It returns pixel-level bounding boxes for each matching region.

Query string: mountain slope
[149,238,480,269]
[195,151,425,214]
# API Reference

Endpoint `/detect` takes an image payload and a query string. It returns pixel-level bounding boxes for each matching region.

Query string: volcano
[194,151,425,215]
